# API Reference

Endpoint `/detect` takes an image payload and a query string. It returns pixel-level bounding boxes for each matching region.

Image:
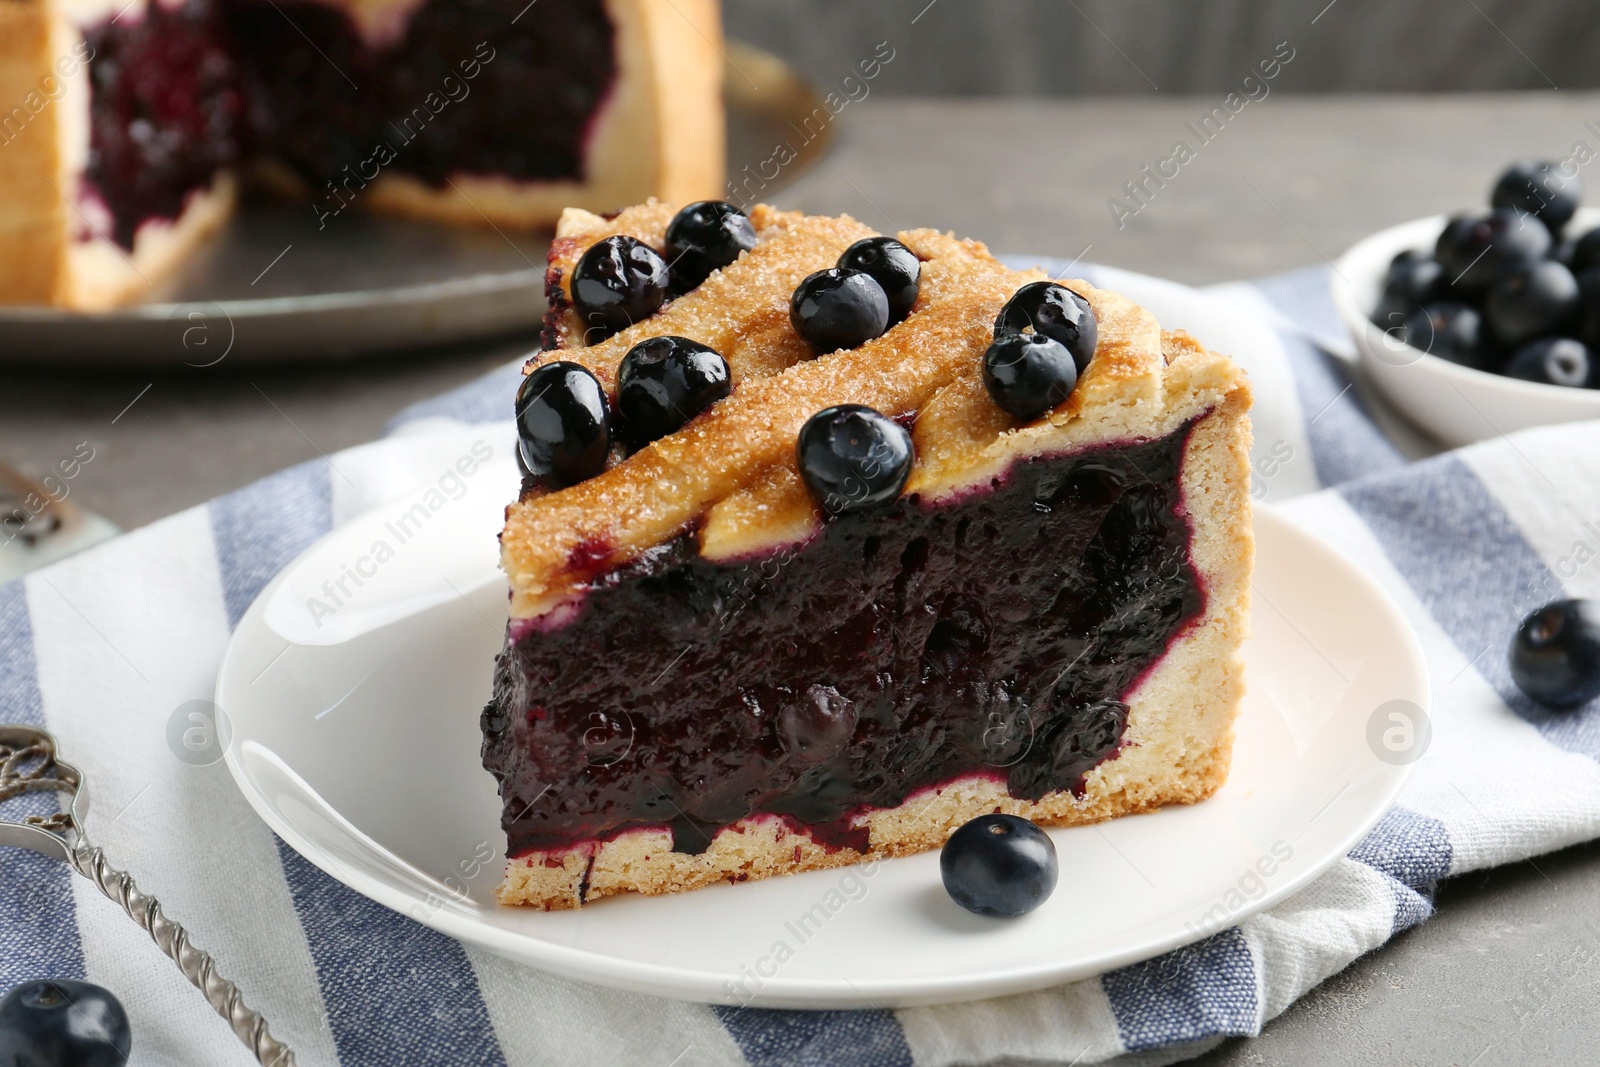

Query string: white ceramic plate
[217,467,1428,1007]
[1332,208,1600,447]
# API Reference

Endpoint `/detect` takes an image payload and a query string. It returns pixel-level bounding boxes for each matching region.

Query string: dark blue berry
[1373,255,1449,329]
[995,282,1098,373]
[1576,267,1600,349]
[790,268,891,353]
[983,332,1079,420]
[616,335,731,446]
[1401,303,1497,372]
[1486,260,1580,347]
[1492,159,1582,238]
[1570,228,1600,274]
[1510,599,1600,708]
[837,237,921,324]
[665,201,757,291]
[940,814,1058,918]
[795,404,913,515]
[0,979,131,1067]
[1435,210,1552,298]
[1387,249,1424,274]
[571,235,670,340]
[1505,337,1595,388]
[777,684,858,762]
[515,362,612,486]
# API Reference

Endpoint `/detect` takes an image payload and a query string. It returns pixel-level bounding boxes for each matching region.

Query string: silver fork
[0,724,297,1067]
[0,459,118,583]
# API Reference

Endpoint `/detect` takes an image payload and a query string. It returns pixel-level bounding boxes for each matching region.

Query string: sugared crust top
[541,202,857,354]
[502,203,1250,618]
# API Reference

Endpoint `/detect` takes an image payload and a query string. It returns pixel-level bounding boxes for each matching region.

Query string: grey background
[725,0,1587,96]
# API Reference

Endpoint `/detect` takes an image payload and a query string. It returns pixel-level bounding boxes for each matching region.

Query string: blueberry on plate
[790,268,891,354]
[1373,255,1449,328]
[1485,260,1580,348]
[0,979,131,1067]
[664,201,758,292]
[994,281,1098,373]
[515,361,613,486]
[1401,303,1498,372]
[570,235,670,340]
[1435,209,1552,298]
[1491,159,1582,237]
[940,813,1059,918]
[1510,599,1600,708]
[1504,337,1595,388]
[796,404,913,515]
[615,335,731,446]
[837,236,921,324]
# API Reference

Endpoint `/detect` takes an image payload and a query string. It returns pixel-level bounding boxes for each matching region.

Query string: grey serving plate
[0,43,831,367]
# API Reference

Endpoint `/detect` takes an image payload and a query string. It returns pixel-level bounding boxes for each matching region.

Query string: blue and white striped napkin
[7,262,1600,1066]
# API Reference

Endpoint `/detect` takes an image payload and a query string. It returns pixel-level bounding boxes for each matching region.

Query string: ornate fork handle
[63,835,297,1067]
[1,729,297,1067]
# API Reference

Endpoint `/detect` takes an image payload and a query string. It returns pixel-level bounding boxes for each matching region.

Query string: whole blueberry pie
[0,0,723,308]
[489,200,1255,909]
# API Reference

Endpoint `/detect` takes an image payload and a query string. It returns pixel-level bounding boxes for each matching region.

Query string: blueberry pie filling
[490,201,1252,908]
[81,0,244,249]
[486,425,1203,859]
[75,0,619,250]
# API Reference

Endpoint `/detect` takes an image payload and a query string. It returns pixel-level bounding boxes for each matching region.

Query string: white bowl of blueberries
[1333,160,1600,447]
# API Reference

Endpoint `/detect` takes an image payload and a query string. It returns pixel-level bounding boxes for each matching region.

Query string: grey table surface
[5,93,1599,1064]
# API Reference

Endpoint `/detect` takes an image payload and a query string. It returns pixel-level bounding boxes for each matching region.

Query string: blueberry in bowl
[1401,303,1498,372]
[1492,159,1582,238]
[1575,267,1600,349]
[1505,337,1595,388]
[1374,253,1449,329]
[1570,228,1600,275]
[1332,159,1600,446]
[1434,208,1551,299]
[1485,260,1580,348]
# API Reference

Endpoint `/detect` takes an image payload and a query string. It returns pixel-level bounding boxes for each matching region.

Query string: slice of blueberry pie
[487,200,1254,909]
[0,0,723,308]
